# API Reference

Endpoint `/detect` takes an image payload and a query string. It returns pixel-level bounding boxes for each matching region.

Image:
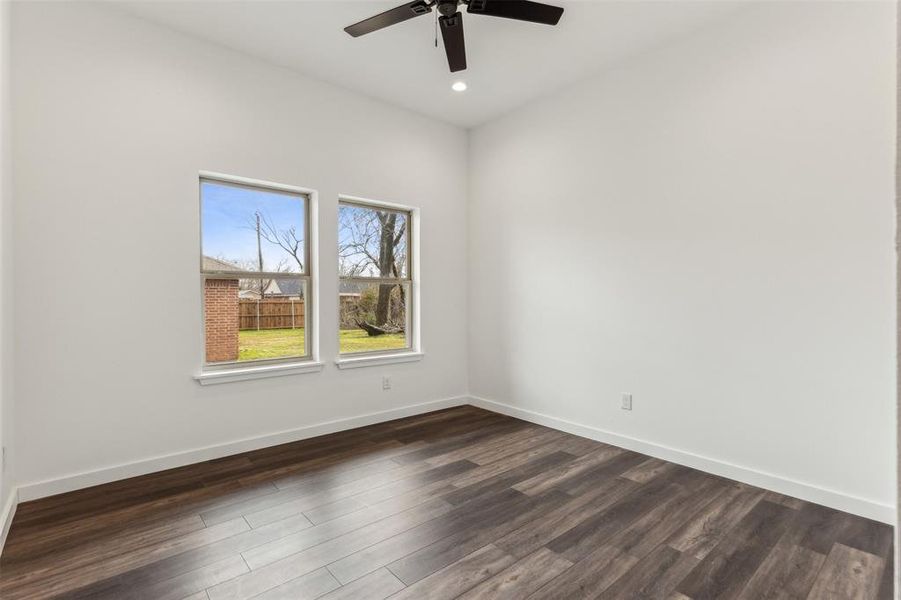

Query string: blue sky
[202,180,305,272]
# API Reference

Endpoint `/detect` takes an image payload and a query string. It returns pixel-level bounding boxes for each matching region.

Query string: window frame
[337,195,420,361]
[198,171,319,375]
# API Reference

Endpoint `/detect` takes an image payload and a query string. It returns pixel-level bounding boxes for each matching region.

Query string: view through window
[201,177,311,364]
[338,200,413,355]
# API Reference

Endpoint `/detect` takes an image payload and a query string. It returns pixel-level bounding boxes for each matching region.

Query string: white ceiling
[115,1,745,128]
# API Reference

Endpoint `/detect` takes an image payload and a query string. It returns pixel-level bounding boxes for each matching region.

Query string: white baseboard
[468,395,894,524]
[0,488,17,557]
[15,394,892,525]
[17,395,469,502]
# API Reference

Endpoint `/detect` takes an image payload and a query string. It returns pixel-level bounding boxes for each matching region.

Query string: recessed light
[452,81,467,92]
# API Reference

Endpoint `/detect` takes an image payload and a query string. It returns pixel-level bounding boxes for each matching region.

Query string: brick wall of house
[205,278,239,362]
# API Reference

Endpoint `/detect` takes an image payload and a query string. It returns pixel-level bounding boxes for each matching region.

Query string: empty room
[0,0,896,598]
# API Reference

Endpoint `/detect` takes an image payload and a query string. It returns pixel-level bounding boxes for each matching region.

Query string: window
[200,174,314,369]
[338,199,415,356]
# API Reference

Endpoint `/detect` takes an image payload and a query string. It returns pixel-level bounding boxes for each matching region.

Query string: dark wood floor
[0,406,893,600]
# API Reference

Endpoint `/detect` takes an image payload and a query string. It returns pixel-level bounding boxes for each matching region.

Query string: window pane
[202,180,307,274]
[339,281,409,354]
[338,203,408,278]
[205,277,306,363]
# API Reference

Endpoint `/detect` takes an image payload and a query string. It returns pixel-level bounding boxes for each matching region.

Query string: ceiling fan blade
[466,0,563,25]
[439,13,467,73]
[344,1,432,37]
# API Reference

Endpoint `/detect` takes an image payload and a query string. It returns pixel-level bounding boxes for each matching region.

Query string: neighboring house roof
[202,255,242,271]
[204,256,303,297]
[236,278,304,299]
[339,280,405,295]
[340,280,367,294]
[266,279,303,297]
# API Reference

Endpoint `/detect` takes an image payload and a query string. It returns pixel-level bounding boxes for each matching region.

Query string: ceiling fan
[344,0,564,73]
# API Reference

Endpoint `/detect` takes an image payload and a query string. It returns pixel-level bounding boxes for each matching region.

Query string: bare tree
[246,211,305,272]
[339,207,407,328]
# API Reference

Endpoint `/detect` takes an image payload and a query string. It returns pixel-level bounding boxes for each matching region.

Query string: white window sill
[335,352,424,370]
[194,361,324,385]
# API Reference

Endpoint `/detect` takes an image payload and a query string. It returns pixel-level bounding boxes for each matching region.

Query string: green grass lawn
[238,328,305,361]
[338,329,407,354]
[238,328,406,361]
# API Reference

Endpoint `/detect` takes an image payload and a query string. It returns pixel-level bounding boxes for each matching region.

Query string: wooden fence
[239,299,305,330]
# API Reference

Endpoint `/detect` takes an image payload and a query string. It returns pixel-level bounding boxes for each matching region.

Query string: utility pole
[256,212,263,330]
[256,212,265,272]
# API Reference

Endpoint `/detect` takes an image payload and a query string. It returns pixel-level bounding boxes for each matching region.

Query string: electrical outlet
[382,376,391,391]
[621,393,632,411]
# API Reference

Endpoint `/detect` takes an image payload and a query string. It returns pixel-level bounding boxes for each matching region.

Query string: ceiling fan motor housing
[437,0,461,17]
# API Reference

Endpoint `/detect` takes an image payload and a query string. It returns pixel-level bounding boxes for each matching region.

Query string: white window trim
[336,194,421,367]
[335,351,424,370]
[194,360,324,385]
[195,171,320,384]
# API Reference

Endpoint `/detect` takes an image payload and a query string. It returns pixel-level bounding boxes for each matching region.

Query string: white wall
[895,1,900,584]
[0,0,14,527]
[12,2,468,493]
[468,1,896,520]
[8,0,897,524]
